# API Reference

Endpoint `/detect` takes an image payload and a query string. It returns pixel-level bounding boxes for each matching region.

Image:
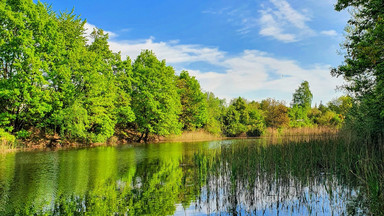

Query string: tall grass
[263,126,338,137]
[193,131,384,215]
[162,130,223,142]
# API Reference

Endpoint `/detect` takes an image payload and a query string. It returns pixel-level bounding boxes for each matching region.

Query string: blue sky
[42,0,350,105]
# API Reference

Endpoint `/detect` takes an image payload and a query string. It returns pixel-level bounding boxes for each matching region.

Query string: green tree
[333,0,384,137]
[223,97,265,137]
[224,97,249,137]
[131,50,182,142]
[113,55,136,129]
[317,110,342,127]
[0,0,55,135]
[0,0,137,144]
[308,107,322,125]
[288,105,311,128]
[260,98,290,128]
[53,23,119,143]
[292,81,313,109]
[327,96,352,117]
[289,81,313,127]
[204,92,225,135]
[176,71,207,131]
[247,102,265,136]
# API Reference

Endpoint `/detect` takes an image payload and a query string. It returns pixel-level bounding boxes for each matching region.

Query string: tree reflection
[0,138,382,215]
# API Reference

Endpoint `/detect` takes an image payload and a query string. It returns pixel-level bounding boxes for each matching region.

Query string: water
[0,138,370,215]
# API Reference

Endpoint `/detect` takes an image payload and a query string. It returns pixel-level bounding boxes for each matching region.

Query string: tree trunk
[137,132,145,143]
[143,129,150,143]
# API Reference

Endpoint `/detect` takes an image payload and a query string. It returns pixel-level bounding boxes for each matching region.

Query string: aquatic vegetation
[0,136,383,215]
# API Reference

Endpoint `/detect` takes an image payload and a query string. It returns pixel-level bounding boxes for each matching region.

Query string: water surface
[0,138,366,215]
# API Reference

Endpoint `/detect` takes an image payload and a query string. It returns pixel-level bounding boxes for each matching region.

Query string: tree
[176,71,207,131]
[223,97,265,137]
[292,81,313,109]
[317,110,342,127]
[327,96,352,117]
[0,0,55,136]
[204,92,225,135]
[0,0,136,143]
[288,105,312,128]
[289,81,313,127]
[223,97,249,137]
[114,55,136,129]
[131,50,182,142]
[247,101,265,136]
[52,22,120,143]
[332,0,384,137]
[260,98,289,128]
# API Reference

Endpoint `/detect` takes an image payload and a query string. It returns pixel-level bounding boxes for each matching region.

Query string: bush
[0,128,15,145]
[15,130,32,140]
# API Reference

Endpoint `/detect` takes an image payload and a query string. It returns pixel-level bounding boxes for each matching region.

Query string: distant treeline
[0,0,351,145]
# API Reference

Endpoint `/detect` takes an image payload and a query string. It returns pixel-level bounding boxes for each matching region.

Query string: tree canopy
[292,81,313,109]
[332,0,384,137]
[131,50,182,142]
[176,71,207,131]
[0,0,351,145]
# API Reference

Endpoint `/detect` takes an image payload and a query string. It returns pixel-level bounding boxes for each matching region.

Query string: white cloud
[86,23,343,104]
[259,11,297,42]
[321,30,338,37]
[269,0,309,29]
[83,23,118,44]
[258,0,315,42]
[108,37,225,65]
[187,50,343,104]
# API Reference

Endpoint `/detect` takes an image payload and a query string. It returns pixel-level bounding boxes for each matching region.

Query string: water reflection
[0,138,376,215]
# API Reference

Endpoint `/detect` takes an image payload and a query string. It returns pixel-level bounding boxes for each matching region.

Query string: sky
[41,0,350,105]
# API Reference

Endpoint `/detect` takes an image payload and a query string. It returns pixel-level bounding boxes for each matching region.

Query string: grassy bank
[0,127,341,152]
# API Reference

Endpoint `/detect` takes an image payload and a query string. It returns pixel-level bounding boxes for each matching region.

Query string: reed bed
[193,131,384,215]
[162,130,223,142]
[264,127,338,137]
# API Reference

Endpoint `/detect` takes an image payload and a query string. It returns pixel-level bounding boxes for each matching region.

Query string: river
[0,137,373,215]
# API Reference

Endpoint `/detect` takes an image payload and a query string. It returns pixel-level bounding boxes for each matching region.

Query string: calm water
[0,138,366,215]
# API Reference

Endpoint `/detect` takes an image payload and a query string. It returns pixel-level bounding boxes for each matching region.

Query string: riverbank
[1,131,383,215]
[0,127,339,153]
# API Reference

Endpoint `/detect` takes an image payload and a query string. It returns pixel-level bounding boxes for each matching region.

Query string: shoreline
[0,127,338,154]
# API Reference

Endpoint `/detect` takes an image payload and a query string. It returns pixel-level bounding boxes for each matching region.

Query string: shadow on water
[0,136,383,215]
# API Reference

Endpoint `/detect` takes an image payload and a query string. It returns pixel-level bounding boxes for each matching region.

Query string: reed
[263,126,338,137]
[193,130,384,215]
[162,130,223,142]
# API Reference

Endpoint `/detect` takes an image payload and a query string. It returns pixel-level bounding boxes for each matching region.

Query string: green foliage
[223,97,265,137]
[247,105,265,136]
[204,92,225,135]
[15,129,31,140]
[260,98,289,128]
[0,0,362,146]
[131,50,182,141]
[0,128,15,144]
[327,96,352,116]
[61,101,89,140]
[333,0,384,138]
[176,71,207,130]
[292,81,313,110]
[114,56,136,128]
[344,97,384,136]
[0,1,138,144]
[317,110,342,127]
[308,107,322,124]
[288,105,312,128]
[0,0,55,133]
[289,81,313,127]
